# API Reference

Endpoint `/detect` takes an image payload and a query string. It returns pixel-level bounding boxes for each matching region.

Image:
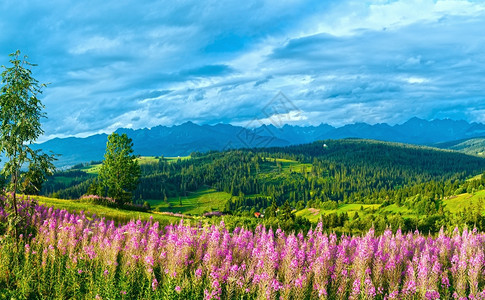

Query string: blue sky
[1,0,485,141]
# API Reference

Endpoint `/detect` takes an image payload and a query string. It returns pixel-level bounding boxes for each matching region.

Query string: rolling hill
[33,118,485,168]
[38,138,485,235]
[435,136,485,157]
[43,138,485,206]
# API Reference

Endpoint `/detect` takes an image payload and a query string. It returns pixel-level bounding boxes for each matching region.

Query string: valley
[38,138,485,234]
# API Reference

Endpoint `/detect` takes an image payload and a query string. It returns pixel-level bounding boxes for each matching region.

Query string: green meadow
[296,204,381,222]
[147,186,232,215]
[442,190,485,214]
[75,156,171,175]
[164,156,191,163]
[33,195,182,224]
[79,163,102,174]
[295,189,485,223]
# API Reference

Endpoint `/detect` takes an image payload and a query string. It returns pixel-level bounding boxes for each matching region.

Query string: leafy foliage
[98,133,141,204]
[0,50,55,237]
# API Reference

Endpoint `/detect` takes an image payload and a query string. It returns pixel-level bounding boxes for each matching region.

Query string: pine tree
[265,199,278,218]
[280,200,295,221]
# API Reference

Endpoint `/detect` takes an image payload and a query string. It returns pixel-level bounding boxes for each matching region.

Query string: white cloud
[306,0,485,37]
[468,108,485,124]
[256,110,308,126]
[435,0,485,15]
[2,0,485,140]
[69,36,122,55]
[405,77,429,84]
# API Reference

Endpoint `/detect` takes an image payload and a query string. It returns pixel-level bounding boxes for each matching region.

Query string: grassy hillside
[39,139,485,234]
[33,195,182,224]
[435,137,485,157]
[79,163,101,174]
[74,156,182,175]
[147,186,231,215]
[296,204,380,222]
[443,190,485,214]
[295,190,485,223]
[164,156,191,163]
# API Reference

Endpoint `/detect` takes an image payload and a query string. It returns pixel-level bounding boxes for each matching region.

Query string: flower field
[1,195,485,299]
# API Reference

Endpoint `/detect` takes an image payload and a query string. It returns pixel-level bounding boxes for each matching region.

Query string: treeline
[135,140,485,211]
[42,140,485,215]
[210,192,485,236]
[41,170,95,199]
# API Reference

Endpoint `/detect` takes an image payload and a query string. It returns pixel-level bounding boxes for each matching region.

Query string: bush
[320,200,338,210]
[80,195,116,207]
[80,195,149,212]
[202,211,224,218]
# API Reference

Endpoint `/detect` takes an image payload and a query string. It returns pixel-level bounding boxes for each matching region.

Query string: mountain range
[33,117,485,168]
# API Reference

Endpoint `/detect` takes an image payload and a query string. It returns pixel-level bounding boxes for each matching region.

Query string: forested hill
[434,136,485,157]
[263,139,484,175]
[43,139,485,216]
[34,118,485,168]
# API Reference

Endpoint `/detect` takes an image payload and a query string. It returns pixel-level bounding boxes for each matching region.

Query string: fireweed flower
[7,195,485,299]
[151,278,158,291]
[351,278,361,297]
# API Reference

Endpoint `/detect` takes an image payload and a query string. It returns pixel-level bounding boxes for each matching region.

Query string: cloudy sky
[1,0,485,141]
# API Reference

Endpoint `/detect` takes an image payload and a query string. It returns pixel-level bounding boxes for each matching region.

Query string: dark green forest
[41,139,485,233]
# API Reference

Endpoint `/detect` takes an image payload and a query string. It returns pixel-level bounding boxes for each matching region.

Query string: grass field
[296,203,381,222]
[164,156,190,163]
[295,191,485,223]
[138,156,160,164]
[79,163,102,174]
[45,154,485,224]
[147,186,231,215]
[467,174,483,181]
[33,195,182,224]
[442,190,485,214]
[258,158,314,186]
[74,156,191,175]
[381,203,415,217]
[261,158,313,174]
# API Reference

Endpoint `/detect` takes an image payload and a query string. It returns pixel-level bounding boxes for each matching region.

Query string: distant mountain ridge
[33,118,485,168]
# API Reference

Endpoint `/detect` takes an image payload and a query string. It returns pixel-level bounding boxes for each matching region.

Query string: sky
[1,0,485,141]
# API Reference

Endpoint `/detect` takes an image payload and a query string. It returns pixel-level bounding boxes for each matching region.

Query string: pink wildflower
[151,278,158,291]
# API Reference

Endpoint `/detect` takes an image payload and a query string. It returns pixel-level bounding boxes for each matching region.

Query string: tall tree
[280,200,295,221]
[0,50,55,237]
[265,199,278,219]
[99,133,141,205]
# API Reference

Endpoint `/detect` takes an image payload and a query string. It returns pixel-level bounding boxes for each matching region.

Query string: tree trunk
[11,166,19,249]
